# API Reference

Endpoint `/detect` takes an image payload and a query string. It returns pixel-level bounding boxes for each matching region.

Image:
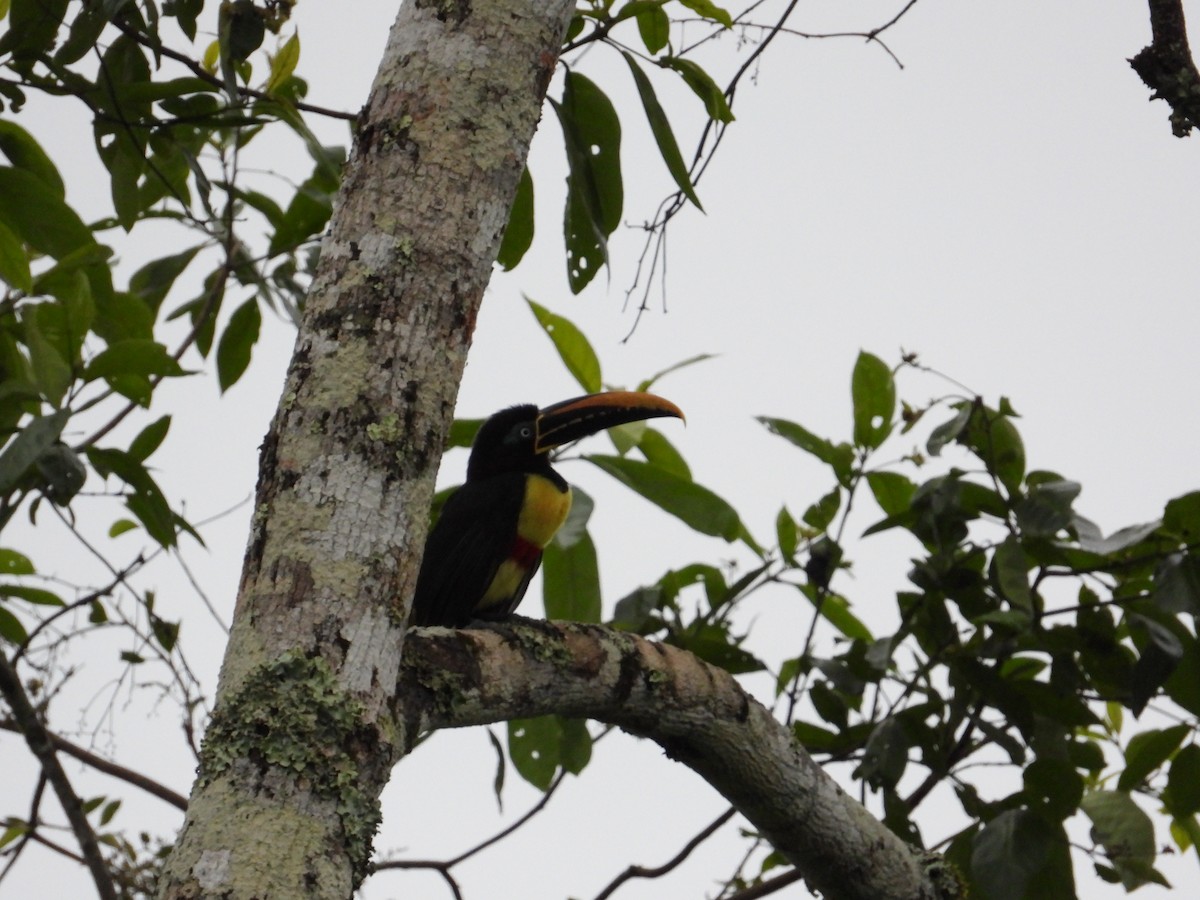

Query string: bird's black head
[466,404,542,482]
[464,391,684,482]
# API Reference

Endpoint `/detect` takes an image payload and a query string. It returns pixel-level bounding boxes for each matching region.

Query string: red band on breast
[510,535,542,568]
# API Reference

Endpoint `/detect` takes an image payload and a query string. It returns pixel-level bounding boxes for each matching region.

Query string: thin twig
[0,653,118,900]
[592,807,736,900]
[0,720,188,811]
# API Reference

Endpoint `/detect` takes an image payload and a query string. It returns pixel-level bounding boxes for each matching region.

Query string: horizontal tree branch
[397,620,954,900]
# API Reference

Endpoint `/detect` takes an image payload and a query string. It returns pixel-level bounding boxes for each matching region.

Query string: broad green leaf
[266,152,341,255]
[635,3,669,53]
[586,454,739,540]
[962,403,1026,494]
[543,531,600,623]
[507,717,559,791]
[757,416,854,486]
[526,298,601,393]
[796,586,873,641]
[635,427,690,479]
[678,0,733,27]
[1081,790,1159,890]
[1076,519,1160,555]
[1129,614,1184,715]
[0,220,31,293]
[660,57,734,123]
[0,120,63,196]
[496,167,534,271]
[1163,490,1200,542]
[802,487,840,531]
[557,716,592,774]
[22,312,72,405]
[216,298,262,391]
[266,33,300,94]
[993,537,1033,613]
[0,606,28,644]
[84,340,187,381]
[866,471,915,517]
[1023,758,1083,819]
[775,506,798,559]
[1166,744,1200,817]
[552,71,622,292]
[0,409,68,493]
[1118,725,1189,792]
[0,167,95,259]
[927,404,971,456]
[553,486,593,549]
[856,717,908,789]
[0,0,68,66]
[1153,554,1200,615]
[54,3,108,66]
[129,246,203,316]
[86,447,176,548]
[0,585,63,606]
[851,351,895,449]
[108,519,138,538]
[971,809,1075,900]
[129,416,171,463]
[0,549,33,575]
[622,52,702,210]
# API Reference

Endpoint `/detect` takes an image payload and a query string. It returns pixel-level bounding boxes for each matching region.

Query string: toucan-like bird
[411,390,684,628]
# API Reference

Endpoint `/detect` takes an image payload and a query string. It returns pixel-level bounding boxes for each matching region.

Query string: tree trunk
[157,1,576,896]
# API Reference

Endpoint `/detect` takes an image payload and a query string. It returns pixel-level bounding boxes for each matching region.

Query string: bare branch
[1130,0,1200,136]
[592,807,736,900]
[0,653,118,900]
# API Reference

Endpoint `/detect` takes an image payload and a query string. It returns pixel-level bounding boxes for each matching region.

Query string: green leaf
[129,246,203,316]
[0,606,28,644]
[36,442,86,503]
[266,32,300,94]
[586,454,739,540]
[507,717,559,791]
[542,530,601,623]
[526,298,601,393]
[0,549,33,576]
[927,404,971,457]
[0,410,68,493]
[660,57,734,123]
[796,587,873,641]
[1118,725,1189,792]
[866,471,915,517]
[678,0,733,27]
[0,120,64,196]
[757,416,854,486]
[1163,491,1200,542]
[634,427,690,479]
[1166,744,1200,817]
[84,340,187,381]
[963,403,1026,494]
[775,506,798,559]
[635,3,669,53]
[1081,790,1159,890]
[1023,758,1084,819]
[622,52,702,210]
[802,487,841,531]
[0,585,63,606]
[552,71,622,292]
[86,447,176,548]
[129,416,171,463]
[108,519,138,538]
[993,537,1033,613]
[22,312,72,405]
[0,220,31,293]
[557,716,592,775]
[851,351,895,449]
[971,809,1075,900]
[0,167,95,259]
[496,166,534,271]
[0,0,68,66]
[216,298,262,391]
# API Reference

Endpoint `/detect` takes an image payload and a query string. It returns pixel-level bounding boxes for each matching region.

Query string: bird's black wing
[411,474,526,627]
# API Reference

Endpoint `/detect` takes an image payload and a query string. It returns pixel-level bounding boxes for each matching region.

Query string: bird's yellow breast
[517,475,572,548]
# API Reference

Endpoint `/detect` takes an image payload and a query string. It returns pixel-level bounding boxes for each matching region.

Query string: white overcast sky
[4,1,1199,898]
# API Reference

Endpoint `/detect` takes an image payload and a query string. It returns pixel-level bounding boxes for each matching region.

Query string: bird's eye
[519,426,533,439]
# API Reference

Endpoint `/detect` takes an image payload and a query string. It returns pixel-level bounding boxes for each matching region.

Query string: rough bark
[1130,0,1200,136]
[157,1,576,897]
[399,621,961,900]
